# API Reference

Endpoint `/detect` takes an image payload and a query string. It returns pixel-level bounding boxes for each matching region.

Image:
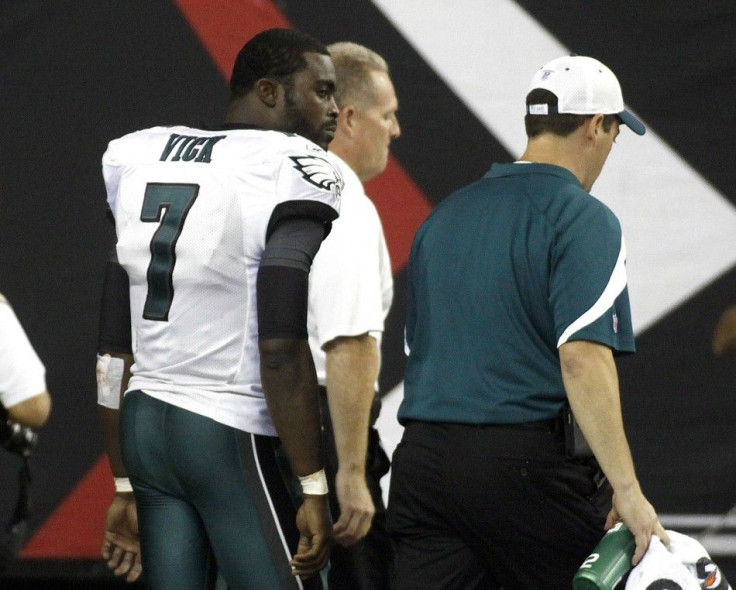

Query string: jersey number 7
[140,183,199,321]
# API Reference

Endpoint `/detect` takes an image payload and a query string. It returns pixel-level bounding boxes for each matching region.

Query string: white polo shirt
[0,297,47,410]
[307,152,394,385]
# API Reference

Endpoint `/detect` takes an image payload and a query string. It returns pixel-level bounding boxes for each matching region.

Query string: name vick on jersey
[159,134,226,164]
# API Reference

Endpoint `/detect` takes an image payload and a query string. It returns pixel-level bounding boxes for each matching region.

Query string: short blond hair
[327,42,389,110]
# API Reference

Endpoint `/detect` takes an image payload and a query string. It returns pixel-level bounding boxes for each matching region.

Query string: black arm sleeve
[98,248,132,354]
[266,200,337,242]
[257,216,327,341]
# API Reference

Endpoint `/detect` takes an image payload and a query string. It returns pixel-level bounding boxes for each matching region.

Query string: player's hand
[102,493,142,583]
[606,488,669,566]
[290,494,332,579]
[333,468,374,547]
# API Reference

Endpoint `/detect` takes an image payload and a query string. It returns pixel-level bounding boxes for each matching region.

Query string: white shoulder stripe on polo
[557,237,628,348]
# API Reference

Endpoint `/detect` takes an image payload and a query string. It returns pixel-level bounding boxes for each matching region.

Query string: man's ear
[256,78,281,108]
[337,105,357,136]
[583,113,604,142]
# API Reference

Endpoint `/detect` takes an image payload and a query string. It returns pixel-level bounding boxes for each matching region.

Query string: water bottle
[573,522,636,590]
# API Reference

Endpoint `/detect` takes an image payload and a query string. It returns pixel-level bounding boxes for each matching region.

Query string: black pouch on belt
[563,402,593,459]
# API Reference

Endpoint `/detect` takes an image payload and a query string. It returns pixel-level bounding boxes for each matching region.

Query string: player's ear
[256,78,281,108]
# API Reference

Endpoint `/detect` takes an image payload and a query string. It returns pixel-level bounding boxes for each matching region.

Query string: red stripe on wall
[365,158,432,272]
[172,0,291,79]
[21,457,113,558]
[174,0,433,272]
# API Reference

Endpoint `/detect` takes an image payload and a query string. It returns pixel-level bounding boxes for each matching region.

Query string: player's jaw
[317,118,338,150]
[283,99,337,150]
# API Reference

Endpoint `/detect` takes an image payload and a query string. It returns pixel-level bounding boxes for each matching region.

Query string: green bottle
[573,522,636,590]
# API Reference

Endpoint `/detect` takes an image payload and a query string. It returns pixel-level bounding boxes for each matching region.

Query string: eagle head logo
[290,155,343,194]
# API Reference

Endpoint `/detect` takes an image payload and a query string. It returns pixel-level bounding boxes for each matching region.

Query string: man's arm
[259,336,324,477]
[6,392,51,429]
[713,305,736,356]
[324,332,379,546]
[97,251,133,481]
[559,340,669,565]
[0,294,51,429]
[97,352,140,583]
[257,216,335,577]
[97,252,141,583]
[97,353,132,478]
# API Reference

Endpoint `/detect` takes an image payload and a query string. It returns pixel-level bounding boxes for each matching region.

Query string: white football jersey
[102,125,342,435]
[307,153,393,385]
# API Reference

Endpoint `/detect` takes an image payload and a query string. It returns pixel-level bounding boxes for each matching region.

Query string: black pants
[387,421,611,590]
[121,390,322,590]
[319,389,393,590]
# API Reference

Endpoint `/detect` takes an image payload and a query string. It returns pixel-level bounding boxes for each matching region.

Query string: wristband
[114,477,133,493]
[97,354,125,409]
[298,469,328,495]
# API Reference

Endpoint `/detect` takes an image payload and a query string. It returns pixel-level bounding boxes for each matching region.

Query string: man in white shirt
[0,293,50,430]
[307,41,399,589]
[0,293,50,569]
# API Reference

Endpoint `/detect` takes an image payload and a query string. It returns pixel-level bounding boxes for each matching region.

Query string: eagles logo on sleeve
[289,155,344,197]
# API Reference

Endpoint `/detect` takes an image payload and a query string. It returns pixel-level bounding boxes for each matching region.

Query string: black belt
[469,416,562,433]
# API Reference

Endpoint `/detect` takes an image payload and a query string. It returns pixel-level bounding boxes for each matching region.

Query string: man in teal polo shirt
[388,55,669,589]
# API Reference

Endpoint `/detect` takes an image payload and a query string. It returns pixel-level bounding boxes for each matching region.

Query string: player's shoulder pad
[281,137,344,197]
[103,126,171,165]
[289,152,343,194]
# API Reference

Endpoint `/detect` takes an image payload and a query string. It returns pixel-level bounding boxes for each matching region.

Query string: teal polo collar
[485,162,581,187]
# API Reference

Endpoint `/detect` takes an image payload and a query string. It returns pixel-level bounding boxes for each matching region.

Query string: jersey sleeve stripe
[557,236,628,348]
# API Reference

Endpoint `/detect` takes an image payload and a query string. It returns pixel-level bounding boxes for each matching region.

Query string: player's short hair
[525,89,616,138]
[230,28,329,98]
[327,42,389,110]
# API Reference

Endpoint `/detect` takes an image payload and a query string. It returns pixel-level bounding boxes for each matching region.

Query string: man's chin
[318,130,336,150]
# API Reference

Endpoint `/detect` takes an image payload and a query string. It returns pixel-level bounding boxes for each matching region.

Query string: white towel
[625,531,731,590]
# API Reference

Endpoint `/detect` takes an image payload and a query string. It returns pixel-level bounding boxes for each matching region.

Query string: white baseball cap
[526,55,645,135]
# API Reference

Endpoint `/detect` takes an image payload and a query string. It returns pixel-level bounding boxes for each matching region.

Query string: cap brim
[618,110,645,136]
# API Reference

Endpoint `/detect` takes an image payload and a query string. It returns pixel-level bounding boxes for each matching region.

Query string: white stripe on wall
[371,0,736,333]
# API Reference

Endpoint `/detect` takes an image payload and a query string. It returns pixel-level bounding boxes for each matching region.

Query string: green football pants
[120,390,322,590]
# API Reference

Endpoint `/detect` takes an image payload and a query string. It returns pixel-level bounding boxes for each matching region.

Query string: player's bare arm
[559,340,669,565]
[257,215,336,576]
[97,350,141,583]
[259,336,332,577]
[97,253,141,583]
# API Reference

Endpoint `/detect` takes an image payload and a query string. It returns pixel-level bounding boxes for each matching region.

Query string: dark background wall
[1,1,735,586]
